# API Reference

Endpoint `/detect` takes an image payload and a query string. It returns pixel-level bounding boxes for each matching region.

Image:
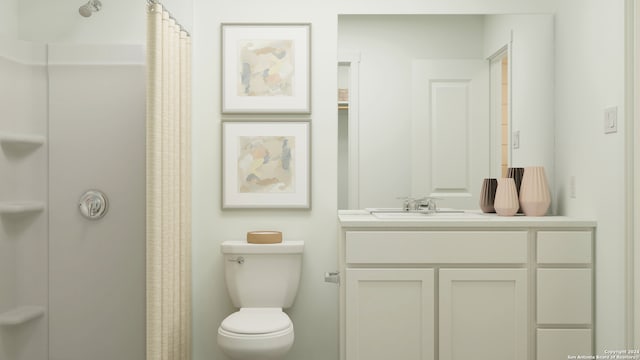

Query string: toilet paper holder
[324,271,340,284]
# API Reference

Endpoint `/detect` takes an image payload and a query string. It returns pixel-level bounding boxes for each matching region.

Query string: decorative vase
[507,167,525,213]
[519,166,551,216]
[479,178,498,213]
[494,178,519,216]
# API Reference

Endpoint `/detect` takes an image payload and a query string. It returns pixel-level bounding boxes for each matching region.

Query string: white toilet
[217,240,304,360]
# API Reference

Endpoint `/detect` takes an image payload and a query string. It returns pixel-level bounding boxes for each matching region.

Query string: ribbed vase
[507,167,524,213]
[479,178,498,213]
[519,166,551,216]
[494,178,519,216]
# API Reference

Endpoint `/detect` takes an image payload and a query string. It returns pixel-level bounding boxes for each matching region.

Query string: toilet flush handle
[228,256,244,265]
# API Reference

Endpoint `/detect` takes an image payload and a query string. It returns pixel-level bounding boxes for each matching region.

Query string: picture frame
[221,23,311,114]
[222,121,311,208]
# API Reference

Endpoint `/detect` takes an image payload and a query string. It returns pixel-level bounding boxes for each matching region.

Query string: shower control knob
[78,190,109,220]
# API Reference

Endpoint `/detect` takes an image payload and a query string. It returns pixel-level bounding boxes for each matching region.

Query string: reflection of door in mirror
[490,47,511,178]
[411,59,490,210]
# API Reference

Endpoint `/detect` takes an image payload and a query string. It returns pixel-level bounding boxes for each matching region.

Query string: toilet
[217,240,304,360]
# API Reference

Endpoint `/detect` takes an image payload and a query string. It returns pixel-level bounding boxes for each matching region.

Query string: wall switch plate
[512,130,520,149]
[604,106,618,134]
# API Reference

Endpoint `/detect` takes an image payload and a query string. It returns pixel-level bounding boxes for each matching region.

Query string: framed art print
[221,23,311,114]
[222,121,311,208]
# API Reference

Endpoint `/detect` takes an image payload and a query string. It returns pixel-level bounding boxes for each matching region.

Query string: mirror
[337,14,554,210]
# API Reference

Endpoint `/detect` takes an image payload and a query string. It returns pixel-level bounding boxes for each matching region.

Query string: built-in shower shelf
[0,132,46,150]
[0,306,45,326]
[0,201,46,215]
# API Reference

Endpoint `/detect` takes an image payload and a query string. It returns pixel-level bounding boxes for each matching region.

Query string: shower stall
[0,20,146,360]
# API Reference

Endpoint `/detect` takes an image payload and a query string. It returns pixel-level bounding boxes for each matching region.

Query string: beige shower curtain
[146,3,192,360]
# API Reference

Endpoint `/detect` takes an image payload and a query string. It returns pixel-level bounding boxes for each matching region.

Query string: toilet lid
[221,308,292,335]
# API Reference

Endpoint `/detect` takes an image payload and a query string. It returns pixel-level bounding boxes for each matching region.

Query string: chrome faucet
[417,197,438,212]
[398,196,439,212]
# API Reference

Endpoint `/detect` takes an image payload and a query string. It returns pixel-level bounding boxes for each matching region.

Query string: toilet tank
[221,240,304,308]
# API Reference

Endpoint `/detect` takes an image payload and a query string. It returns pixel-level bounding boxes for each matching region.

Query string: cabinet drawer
[537,329,592,360]
[537,269,592,325]
[537,231,592,264]
[346,231,528,264]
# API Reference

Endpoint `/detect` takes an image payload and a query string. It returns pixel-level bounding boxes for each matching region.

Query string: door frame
[627,0,639,349]
[488,42,513,178]
[338,51,361,210]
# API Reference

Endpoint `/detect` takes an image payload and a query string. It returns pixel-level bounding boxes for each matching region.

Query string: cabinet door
[439,269,527,360]
[346,269,435,360]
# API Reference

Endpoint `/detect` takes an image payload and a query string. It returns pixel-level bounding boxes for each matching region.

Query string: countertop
[338,210,597,229]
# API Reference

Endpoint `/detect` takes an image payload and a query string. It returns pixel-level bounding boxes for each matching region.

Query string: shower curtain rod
[147,0,191,37]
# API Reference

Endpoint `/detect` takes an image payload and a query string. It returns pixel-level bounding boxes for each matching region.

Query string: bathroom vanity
[337,210,596,360]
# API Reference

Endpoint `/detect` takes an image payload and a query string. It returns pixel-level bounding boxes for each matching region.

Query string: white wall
[191,4,339,360]
[47,44,146,360]
[338,15,486,208]
[191,2,567,360]
[18,0,192,44]
[554,0,628,352]
[0,0,18,37]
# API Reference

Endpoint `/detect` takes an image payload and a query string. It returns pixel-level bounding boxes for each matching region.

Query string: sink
[366,208,487,219]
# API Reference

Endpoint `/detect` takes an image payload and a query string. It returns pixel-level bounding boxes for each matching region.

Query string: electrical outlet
[512,130,520,149]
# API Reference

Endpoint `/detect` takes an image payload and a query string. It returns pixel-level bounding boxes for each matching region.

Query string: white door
[411,59,490,209]
[346,269,435,360]
[439,269,527,360]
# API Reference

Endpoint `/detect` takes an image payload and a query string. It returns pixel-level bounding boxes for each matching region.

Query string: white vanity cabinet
[338,212,596,360]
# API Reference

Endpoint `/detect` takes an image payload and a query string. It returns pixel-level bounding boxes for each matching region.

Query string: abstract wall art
[222,121,310,208]
[222,23,311,114]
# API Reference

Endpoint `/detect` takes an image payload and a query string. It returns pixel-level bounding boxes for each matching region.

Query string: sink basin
[366,208,487,219]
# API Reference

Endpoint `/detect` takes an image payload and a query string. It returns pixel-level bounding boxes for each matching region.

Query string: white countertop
[338,210,597,229]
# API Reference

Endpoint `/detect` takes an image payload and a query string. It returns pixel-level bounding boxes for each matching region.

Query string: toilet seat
[220,308,292,335]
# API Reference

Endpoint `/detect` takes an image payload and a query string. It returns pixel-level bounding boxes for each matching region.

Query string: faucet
[417,197,437,212]
[398,196,439,212]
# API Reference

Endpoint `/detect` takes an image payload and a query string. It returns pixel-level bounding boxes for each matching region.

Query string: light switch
[512,130,520,149]
[604,107,618,134]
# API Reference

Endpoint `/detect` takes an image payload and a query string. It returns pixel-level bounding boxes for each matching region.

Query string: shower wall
[47,44,146,360]
[0,36,49,360]
[1,40,145,360]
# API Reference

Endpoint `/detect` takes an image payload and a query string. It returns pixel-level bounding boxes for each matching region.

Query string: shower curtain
[146,3,192,360]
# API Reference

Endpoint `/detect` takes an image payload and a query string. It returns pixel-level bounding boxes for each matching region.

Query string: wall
[0,36,48,360]
[191,1,567,360]
[0,0,18,37]
[47,44,146,360]
[191,4,339,360]
[554,0,628,352]
[18,0,192,44]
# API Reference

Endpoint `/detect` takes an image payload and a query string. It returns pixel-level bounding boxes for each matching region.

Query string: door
[411,59,490,209]
[346,269,435,360]
[439,268,527,360]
